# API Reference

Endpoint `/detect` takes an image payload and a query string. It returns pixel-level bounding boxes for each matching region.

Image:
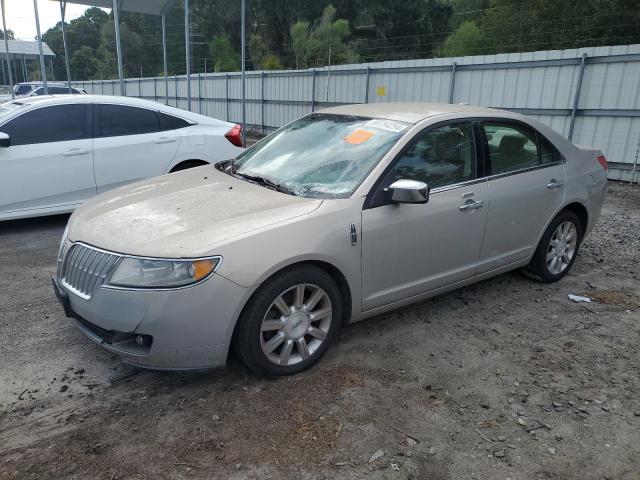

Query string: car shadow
[0,213,70,237]
[115,269,532,389]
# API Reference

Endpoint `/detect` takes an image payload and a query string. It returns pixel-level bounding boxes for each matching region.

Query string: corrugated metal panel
[74,44,640,180]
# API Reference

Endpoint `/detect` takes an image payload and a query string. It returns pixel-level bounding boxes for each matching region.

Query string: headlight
[107,257,220,288]
[57,225,69,261]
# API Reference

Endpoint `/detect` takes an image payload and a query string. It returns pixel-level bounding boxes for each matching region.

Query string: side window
[32,87,44,96]
[390,123,476,189]
[97,104,161,137]
[15,85,32,95]
[1,104,86,146]
[482,123,541,175]
[49,86,70,94]
[539,135,557,165]
[158,112,190,130]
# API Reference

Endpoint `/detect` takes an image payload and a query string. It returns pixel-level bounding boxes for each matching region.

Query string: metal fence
[75,43,640,181]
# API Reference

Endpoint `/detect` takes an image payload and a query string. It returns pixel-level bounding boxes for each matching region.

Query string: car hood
[68,166,323,257]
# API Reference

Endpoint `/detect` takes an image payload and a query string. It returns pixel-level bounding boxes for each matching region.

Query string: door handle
[459,200,485,211]
[62,148,90,156]
[153,137,178,144]
[546,179,565,189]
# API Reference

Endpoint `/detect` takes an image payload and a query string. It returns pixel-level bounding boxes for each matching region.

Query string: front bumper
[52,272,249,370]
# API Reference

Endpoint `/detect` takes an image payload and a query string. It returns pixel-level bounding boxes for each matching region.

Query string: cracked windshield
[233,113,410,198]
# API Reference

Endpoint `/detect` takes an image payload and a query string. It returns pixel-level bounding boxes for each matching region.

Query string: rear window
[159,112,190,130]
[46,86,77,94]
[483,123,540,175]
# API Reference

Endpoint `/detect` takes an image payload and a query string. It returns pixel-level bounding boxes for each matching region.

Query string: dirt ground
[1,181,639,480]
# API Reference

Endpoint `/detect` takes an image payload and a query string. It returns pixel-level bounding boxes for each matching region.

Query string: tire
[524,210,582,283]
[234,265,343,376]
[170,160,207,173]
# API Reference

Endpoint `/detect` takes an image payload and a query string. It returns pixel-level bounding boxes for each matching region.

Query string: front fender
[214,199,365,325]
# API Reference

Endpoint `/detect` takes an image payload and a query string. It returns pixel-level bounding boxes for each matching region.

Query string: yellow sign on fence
[376,86,387,97]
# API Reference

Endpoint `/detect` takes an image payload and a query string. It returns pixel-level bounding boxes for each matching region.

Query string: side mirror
[0,132,10,148]
[387,179,430,204]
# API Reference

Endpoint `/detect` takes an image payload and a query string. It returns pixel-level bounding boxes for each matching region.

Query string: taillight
[225,124,244,147]
[596,154,608,171]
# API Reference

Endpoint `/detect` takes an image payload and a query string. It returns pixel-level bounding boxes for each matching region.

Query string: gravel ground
[1,181,639,480]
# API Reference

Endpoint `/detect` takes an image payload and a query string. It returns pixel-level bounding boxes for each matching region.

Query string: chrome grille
[60,244,120,299]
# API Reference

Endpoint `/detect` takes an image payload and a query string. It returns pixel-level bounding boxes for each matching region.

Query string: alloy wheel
[260,283,332,366]
[546,221,577,275]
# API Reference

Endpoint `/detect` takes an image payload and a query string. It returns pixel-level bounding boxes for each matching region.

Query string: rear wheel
[524,210,582,283]
[170,160,207,172]
[235,265,342,376]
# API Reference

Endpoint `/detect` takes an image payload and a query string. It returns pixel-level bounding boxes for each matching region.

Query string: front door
[477,121,566,273]
[361,121,488,311]
[0,104,95,216]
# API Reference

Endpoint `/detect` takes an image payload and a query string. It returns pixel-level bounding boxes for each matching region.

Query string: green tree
[290,4,356,68]
[94,45,116,80]
[457,0,640,55]
[249,34,268,69]
[250,33,285,70]
[42,7,109,80]
[440,21,487,57]
[99,18,145,77]
[36,0,640,80]
[0,29,14,40]
[449,0,490,29]
[209,35,240,72]
[340,0,453,62]
[290,20,311,68]
[261,54,284,70]
[70,45,99,80]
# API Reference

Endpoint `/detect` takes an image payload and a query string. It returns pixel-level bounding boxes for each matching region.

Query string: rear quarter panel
[165,126,243,172]
[513,116,606,238]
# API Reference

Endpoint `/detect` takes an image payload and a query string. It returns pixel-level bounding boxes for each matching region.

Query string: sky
[2,1,107,41]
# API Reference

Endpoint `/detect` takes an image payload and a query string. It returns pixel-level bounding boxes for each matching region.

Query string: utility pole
[34,0,48,94]
[0,0,14,99]
[60,0,73,92]
[325,46,331,102]
[241,0,246,145]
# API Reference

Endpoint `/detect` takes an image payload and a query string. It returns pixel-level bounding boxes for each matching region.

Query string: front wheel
[524,210,582,283]
[234,265,343,376]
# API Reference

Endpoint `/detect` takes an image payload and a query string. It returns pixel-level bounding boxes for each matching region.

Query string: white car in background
[14,82,88,96]
[0,95,244,221]
[0,83,87,103]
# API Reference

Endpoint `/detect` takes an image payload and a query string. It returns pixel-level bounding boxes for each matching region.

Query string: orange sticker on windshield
[344,129,374,145]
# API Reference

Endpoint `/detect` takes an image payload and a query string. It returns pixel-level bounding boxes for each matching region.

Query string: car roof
[319,102,510,124]
[17,82,72,87]
[4,94,231,126]
[11,94,162,107]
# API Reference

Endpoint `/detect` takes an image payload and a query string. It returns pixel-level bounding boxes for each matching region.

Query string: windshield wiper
[234,171,295,195]
[215,161,295,195]
[214,159,234,173]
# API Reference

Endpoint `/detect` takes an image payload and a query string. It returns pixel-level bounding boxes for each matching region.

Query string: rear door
[92,103,181,193]
[477,121,566,273]
[0,103,96,215]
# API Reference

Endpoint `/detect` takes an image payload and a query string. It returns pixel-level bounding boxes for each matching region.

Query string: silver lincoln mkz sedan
[53,103,607,376]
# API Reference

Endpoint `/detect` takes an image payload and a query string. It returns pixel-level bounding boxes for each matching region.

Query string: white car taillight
[225,124,244,147]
